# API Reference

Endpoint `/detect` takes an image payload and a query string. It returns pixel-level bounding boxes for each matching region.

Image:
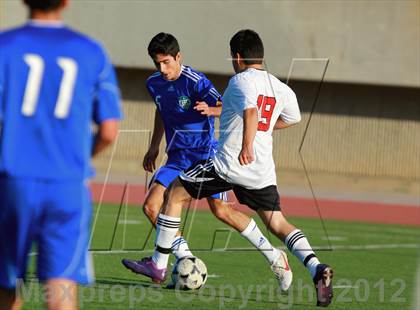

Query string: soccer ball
[171,256,208,290]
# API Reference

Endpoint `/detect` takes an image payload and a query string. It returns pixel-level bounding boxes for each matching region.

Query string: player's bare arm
[92,119,119,157]
[194,100,222,117]
[143,109,164,172]
[273,116,300,130]
[239,107,258,165]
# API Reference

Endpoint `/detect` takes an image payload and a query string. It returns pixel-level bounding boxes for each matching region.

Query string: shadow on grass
[94,277,154,287]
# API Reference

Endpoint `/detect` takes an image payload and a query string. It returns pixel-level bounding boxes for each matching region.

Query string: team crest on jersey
[178,96,191,110]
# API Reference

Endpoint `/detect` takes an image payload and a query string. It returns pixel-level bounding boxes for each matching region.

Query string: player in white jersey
[214,66,300,189]
[135,30,334,307]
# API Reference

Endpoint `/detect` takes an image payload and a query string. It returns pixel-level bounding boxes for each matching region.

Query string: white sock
[171,236,193,259]
[285,229,320,278]
[152,214,180,269]
[241,218,280,264]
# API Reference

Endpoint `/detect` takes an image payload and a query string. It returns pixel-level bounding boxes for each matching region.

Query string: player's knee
[143,202,159,222]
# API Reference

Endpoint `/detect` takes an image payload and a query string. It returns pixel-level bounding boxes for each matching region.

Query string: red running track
[90,182,420,227]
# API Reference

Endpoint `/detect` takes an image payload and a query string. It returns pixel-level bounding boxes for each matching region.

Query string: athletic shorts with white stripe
[149,148,228,201]
[179,159,281,211]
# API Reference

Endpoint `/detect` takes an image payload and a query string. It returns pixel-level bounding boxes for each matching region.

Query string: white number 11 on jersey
[21,53,78,119]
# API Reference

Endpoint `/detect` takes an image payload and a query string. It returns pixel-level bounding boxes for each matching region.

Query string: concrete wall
[1,0,419,87]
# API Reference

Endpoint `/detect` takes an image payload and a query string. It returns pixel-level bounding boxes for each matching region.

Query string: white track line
[84,243,420,255]
[329,244,420,250]
[121,186,129,249]
[415,260,420,310]
[27,243,419,257]
[89,131,120,246]
[322,236,348,241]
[118,219,141,225]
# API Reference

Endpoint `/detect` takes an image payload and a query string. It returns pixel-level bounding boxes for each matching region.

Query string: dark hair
[230,29,264,65]
[147,33,180,59]
[24,0,64,11]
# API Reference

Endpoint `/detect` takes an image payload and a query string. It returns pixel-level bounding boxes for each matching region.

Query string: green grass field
[23,203,420,309]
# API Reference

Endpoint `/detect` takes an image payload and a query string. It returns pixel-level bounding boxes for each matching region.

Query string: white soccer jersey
[214,68,301,189]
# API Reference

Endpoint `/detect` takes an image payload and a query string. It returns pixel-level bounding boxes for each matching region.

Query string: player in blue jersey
[122,33,292,291]
[0,0,122,309]
[121,32,233,275]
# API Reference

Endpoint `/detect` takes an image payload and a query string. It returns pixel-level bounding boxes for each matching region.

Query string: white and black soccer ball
[171,256,208,290]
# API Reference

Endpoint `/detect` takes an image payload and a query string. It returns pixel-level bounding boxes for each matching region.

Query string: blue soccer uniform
[146,65,225,200]
[0,20,122,289]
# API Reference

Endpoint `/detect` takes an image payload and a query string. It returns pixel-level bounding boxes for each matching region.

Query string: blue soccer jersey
[146,65,221,152]
[0,21,122,180]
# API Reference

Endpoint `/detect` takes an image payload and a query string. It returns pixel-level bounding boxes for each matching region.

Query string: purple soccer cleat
[121,257,167,284]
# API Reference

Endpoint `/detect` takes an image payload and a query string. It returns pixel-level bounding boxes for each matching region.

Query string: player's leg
[151,178,192,269]
[256,209,320,270]
[122,178,194,278]
[257,208,334,306]
[145,166,195,256]
[134,159,233,283]
[125,178,192,283]
[142,182,166,227]
[37,181,94,310]
[122,163,197,278]
[233,184,322,275]
[206,197,249,232]
[143,176,193,259]
[0,177,40,310]
[44,279,77,310]
[207,197,283,263]
[207,195,291,290]
[256,208,326,278]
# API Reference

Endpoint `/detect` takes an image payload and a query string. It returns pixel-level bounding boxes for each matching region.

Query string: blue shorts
[150,148,227,200]
[0,177,94,289]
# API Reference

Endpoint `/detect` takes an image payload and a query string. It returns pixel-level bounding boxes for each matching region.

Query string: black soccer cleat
[313,264,334,307]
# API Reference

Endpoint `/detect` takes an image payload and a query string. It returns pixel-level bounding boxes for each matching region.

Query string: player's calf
[142,183,167,226]
[45,279,77,310]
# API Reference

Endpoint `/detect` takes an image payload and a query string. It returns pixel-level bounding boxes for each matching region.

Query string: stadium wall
[1,0,419,87]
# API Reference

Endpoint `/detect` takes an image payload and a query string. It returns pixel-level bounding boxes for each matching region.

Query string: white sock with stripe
[240,218,280,264]
[285,229,320,278]
[152,214,180,269]
[171,236,193,259]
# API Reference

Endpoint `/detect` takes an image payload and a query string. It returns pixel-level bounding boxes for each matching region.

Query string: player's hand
[238,145,255,165]
[143,147,159,172]
[194,101,212,116]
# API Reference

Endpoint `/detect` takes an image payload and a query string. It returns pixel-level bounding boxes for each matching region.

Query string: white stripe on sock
[285,229,320,278]
[153,214,180,269]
